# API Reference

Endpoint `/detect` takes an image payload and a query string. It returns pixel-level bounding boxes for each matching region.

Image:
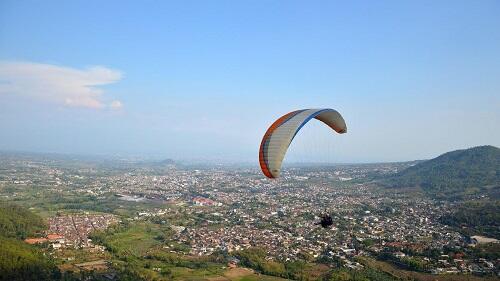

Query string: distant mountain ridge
[383,145,500,199]
[158,158,175,165]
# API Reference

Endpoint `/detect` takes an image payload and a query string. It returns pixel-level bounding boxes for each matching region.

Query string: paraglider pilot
[316,213,334,228]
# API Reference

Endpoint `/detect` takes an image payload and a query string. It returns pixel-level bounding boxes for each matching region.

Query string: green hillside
[440,200,500,239]
[383,145,500,199]
[0,203,64,281]
[0,203,47,239]
[0,236,61,281]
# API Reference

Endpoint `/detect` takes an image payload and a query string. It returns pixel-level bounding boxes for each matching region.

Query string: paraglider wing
[259,108,347,178]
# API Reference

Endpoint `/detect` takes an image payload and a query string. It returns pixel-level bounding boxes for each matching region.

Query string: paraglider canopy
[259,108,347,178]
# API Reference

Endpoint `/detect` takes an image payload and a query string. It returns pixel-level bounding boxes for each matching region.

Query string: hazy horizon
[1,1,499,163]
[1,145,496,167]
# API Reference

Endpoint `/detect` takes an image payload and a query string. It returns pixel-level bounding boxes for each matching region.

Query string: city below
[0,150,498,281]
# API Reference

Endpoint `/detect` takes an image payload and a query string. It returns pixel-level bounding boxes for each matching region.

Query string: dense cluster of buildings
[25,213,118,251]
[47,213,119,248]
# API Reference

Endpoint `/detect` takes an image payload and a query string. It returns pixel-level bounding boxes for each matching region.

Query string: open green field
[94,222,164,256]
[0,184,168,218]
[223,268,289,281]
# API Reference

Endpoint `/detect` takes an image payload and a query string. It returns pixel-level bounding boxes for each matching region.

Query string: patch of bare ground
[206,276,230,281]
[224,267,255,279]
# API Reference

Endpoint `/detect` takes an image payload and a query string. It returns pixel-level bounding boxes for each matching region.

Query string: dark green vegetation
[469,243,500,260]
[235,247,307,279]
[327,267,400,281]
[383,145,500,199]
[0,203,63,281]
[0,236,62,281]
[440,200,500,239]
[0,202,46,238]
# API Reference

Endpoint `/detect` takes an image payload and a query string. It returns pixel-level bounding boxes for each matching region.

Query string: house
[24,238,48,244]
[193,197,217,206]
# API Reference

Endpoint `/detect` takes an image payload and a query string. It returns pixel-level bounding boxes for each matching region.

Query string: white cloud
[110,100,123,110]
[0,61,123,109]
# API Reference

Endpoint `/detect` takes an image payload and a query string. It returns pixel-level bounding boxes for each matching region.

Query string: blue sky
[0,0,499,163]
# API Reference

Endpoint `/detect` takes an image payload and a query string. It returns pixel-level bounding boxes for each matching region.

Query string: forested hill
[0,203,46,239]
[382,145,500,199]
[0,203,62,281]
